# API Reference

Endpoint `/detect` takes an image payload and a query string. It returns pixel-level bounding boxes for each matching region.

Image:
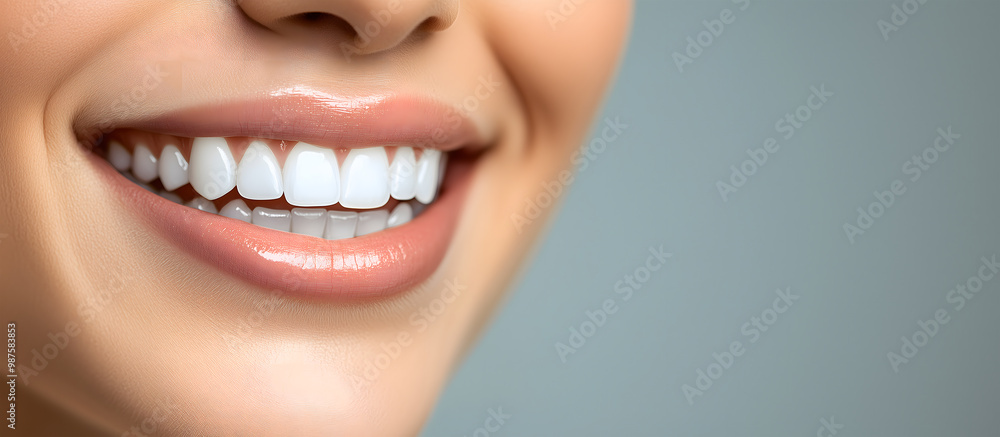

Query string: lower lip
[93,153,472,301]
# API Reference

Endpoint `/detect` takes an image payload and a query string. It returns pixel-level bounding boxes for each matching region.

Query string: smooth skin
[0,0,631,435]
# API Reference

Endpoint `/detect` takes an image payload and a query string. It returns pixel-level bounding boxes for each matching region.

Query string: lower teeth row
[121,170,426,240]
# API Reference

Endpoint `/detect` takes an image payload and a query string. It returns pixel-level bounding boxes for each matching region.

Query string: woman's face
[1,0,630,434]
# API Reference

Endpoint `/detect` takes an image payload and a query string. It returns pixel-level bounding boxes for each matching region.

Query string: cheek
[479,1,632,151]
[2,1,185,93]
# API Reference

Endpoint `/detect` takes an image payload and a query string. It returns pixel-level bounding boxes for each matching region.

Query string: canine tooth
[291,208,327,238]
[389,146,417,201]
[340,147,390,209]
[108,141,131,171]
[237,141,283,200]
[415,149,441,204]
[252,207,291,232]
[158,190,182,204]
[158,145,189,191]
[132,144,158,183]
[186,197,218,214]
[323,211,358,240]
[283,143,340,207]
[386,203,413,228]
[189,137,237,200]
[355,210,389,236]
[219,199,252,223]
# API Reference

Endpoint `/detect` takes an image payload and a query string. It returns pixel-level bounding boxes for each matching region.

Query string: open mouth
[101,132,446,238]
[83,92,484,301]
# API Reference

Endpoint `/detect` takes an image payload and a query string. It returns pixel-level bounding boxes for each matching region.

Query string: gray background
[423,1,1000,435]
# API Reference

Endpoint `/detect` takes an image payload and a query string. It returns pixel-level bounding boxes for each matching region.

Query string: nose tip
[237,0,460,56]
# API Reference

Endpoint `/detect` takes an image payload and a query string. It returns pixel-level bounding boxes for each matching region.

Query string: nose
[237,0,460,55]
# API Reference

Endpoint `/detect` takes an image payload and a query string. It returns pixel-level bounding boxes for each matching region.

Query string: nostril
[288,12,356,38]
[301,12,323,22]
[417,16,449,33]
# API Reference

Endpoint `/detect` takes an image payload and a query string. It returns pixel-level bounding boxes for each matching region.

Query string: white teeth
[389,146,417,201]
[415,149,441,204]
[355,210,389,236]
[115,137,443,238]
[189,137,237,201]
[386,202,413,228]
[158,190,182,204]
[324,211,358,240]
[186,197,218,214]
[237,141,283,200]
[132,144,159,183]
[123,172,154,192]
[252,207,291,232]
[108,141,132,171]
[158,144,189,191]
[340,147,391,209]
[219,199,253,223]
[283,142,340,207]
[291,208,327,238]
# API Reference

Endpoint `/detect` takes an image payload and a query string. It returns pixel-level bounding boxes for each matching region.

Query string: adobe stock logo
[555,245,671,363]
[462,407,511,437]
[877,0,930,41]
[6,0,72,52]
[670,0,752,73]
[340,0,403,62]
[546,0,589,31]
[681,287,800,405]
[842,126,959,244]
[510,117,628,234]
[716,85,834,202]
[886,254,997,373]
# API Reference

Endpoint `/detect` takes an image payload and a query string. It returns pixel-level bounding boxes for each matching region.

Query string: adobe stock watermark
[350,279,467,389]
[716,84,834,202]
[221,289,286,353]
[6,0,71,53]
[79,63,172,150]
[842,126,959,245]
[886,254,997,373]
[340,0,402,62]
[681,287,799,406]
[219,255,317,353]
[670,0,751,73]
[815,416,845,437]
[555,245,671,363]
[546,0,589,30]
[7,323,16,430]
[877,0,930,41]
[17,275,126,385]
[462,406,511,437]
[374,72,499,205]
[120,398,180,437]
[510,116,628,234]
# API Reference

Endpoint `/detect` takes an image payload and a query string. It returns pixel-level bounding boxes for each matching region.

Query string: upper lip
[83,86,487,300]
[79,86,488,152]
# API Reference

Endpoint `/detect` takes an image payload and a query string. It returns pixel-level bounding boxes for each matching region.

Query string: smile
[106,135,446,237]
[85,91,485,300]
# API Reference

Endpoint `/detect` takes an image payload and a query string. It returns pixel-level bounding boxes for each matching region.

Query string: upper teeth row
[107,138,446,209]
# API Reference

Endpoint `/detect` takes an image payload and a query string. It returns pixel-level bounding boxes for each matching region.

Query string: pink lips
[94,92,481,300]
[130,87,484,151]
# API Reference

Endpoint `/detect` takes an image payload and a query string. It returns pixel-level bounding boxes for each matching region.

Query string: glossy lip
[83,90,485,300]
[95,151,472,300]
[118,87,485,151]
